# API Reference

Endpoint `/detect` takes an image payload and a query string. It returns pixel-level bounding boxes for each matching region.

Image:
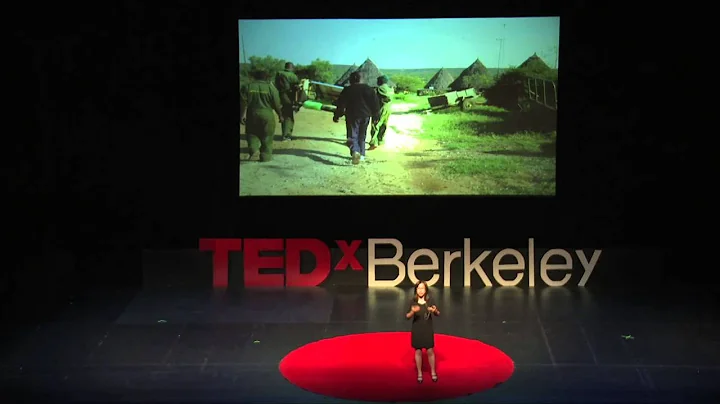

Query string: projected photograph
[239,18,559,196]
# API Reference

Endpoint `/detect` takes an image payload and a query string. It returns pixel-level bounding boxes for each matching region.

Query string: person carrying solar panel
[368,75,393,150]
[241,68,284,162]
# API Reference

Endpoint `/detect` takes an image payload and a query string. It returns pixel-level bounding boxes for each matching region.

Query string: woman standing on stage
[405,280,440,383]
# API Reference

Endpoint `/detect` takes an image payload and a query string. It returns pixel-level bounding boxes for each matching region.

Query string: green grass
[415,104,556,195]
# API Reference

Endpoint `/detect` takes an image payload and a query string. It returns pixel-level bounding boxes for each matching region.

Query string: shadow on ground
[425,103,556,135]
[405,159,448,169]
[291,136,346,145]
[484,142,556,158]
[469,106,557,135]
[275,149,349,166]
[496,105,557,134]
[240,133,346,146]
[240,147,349,166]
[469,108,508,119]
[393,109,430,115]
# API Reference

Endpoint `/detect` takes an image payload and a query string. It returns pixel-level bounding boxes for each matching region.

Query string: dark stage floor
[1,286,718,403]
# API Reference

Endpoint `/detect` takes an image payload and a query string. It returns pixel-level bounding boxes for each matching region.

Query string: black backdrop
[6,1,701,319]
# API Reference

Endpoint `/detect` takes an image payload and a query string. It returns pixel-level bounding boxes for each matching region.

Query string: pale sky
[238,17,560,69]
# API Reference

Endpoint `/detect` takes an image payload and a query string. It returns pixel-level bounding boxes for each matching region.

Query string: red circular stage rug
[279,332,514,402]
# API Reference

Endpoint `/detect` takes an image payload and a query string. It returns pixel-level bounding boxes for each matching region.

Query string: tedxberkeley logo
[199,238,602,288]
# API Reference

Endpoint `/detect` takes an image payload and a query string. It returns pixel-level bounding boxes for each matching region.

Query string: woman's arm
[406,301,418,319]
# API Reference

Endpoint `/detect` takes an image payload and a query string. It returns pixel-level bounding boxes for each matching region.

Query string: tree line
[240,55,335,84]
[239,54,559,111]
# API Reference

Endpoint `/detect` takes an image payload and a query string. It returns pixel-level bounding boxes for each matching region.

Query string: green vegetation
[241,57,516,87]
[240,56,335,85]
[416,104,556,195]
[392,93,430,105]
[238,55,557,195]
[484,66,558,110]
[456,73,496,90]
[389,72,496,93]
[392,75,426,92]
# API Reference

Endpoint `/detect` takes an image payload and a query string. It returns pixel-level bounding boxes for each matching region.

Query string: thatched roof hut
[424,68,454,90]
[334,64,357,86]
[449,58,489,90]
[518,53,552,73]
[337,58,396,88]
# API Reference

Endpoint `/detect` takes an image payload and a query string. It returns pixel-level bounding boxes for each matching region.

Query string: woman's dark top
[408,296,435,349]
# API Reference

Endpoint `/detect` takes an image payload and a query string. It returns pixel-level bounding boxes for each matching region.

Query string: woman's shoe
[431,373,438,382]
[417,374,423,384]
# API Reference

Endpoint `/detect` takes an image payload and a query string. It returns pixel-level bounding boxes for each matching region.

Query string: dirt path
[239,108,474,196]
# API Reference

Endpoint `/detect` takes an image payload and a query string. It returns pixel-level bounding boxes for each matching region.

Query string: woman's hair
[413,280,430,301]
